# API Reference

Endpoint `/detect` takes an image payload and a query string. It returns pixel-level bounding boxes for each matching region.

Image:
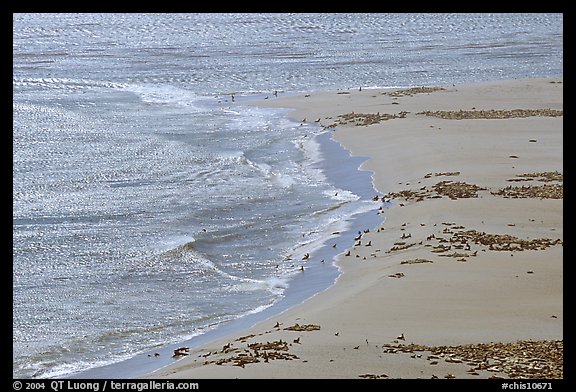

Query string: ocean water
[13,13,563,379]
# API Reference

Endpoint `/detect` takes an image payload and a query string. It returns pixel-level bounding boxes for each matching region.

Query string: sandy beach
[145,78,563,379]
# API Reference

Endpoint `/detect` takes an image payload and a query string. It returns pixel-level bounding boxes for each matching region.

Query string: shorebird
[396,333,405,341]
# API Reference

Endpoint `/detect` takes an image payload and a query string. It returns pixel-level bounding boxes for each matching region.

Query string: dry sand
[145,78,563,379]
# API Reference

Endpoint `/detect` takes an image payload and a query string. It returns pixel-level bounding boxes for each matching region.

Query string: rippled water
[13,13,562,379]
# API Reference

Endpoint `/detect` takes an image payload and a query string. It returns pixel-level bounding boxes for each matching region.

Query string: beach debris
[385,171,562,207]
[172,347,190,357]
[382,86,445,97]
[401,258,434,265]
[205,339,300,368]
[385,180,485,202]
[416,108,563,120]
[433,181,486,199]
[328,111,409,127]
[380,340,562,379]
[248,340,289,351]
[491,184,562,199]
[396,333,405,341]
[284,323,321,332]
[435,171,461,177]
[506,171,563,183]
[388,272,405,279]
[235,334,256,342]
[455,230,562,251]
[439,252,469,258]
[359,373,389,379]
[387,242,416,253]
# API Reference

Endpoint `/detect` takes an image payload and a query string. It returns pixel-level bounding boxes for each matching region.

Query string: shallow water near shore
[75,131,384,379]
[13,13,562,378]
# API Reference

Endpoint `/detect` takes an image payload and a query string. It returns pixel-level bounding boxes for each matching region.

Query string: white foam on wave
[292,133,329,184]
[219,150,297,189]
[229,275,291,296]
[123,84,205,111]
[12,77,129,90]
[164,243,290,297]
[31,352,136,380]
[323,188,360,202]
[156,235,196,252]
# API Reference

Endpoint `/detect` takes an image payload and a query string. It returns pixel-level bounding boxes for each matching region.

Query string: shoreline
[74,106,383,379]
[145,77,563,379]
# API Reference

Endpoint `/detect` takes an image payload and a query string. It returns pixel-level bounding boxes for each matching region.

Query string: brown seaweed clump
[380,340,562,379]
[382,87,446,97]
[491,184,563,199]
[330,111,409,127]
[506,171,563,183]
[432,181,486,199]
[205,339,299,367]
[416,108,563,120]
[283,323,321,332]
[454,230,562,251]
